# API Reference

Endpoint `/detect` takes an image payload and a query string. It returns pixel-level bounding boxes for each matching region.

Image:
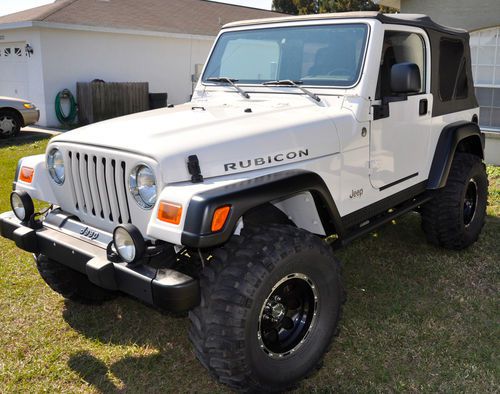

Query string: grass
[0,135,499,392]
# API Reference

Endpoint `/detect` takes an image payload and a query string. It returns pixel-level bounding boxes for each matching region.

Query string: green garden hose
[55,89,77,125]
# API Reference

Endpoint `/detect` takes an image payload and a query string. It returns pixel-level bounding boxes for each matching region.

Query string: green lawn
[0,136,499,392]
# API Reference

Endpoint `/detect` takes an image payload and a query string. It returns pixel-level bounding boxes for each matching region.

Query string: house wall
[484,132,500,165]
[400,0,500,32]
[0,27,46,123]
[399,0,500,165]
[39,28,214,126]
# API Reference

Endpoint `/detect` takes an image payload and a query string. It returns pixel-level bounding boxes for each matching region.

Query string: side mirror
[390,63,421,94]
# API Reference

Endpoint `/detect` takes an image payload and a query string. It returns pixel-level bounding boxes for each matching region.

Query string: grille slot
[67,150,131,224]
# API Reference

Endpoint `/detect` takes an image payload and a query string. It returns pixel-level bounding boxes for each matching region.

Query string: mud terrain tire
[189,224,344,391]
[422,153,487,250]
[36,254,117,304]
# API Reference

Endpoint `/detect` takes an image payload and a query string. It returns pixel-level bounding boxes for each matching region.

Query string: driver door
[370,29,432,190]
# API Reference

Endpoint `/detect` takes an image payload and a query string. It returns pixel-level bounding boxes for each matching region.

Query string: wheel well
[242,192,330,236]
[456,135,483,159]
[0,107,24,127]
[243,203,295,227]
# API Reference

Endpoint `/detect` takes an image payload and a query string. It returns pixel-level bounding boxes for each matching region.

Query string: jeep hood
[51,98,342,183]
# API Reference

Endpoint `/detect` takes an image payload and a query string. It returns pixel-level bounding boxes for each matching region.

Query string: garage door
[0,42,28,98]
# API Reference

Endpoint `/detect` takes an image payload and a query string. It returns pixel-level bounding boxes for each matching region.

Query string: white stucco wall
[485,133,500,165]
[0,24,215,127]
[0,26,46,123]
[39,27,214,126]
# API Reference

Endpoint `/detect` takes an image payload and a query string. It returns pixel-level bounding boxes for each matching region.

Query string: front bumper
[20,108,40,126]
[0,211,199,312]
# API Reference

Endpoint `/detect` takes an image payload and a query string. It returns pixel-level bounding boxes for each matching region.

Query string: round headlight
[47,148,65,185]
[129,164,157,209]
[113,224,145,264]
[10,191,34,222]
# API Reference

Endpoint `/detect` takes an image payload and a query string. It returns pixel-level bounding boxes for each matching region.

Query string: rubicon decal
[224,149,309,172]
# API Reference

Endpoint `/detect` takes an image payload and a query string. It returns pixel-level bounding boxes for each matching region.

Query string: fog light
[10,191,34,222]
[113,224,145,264]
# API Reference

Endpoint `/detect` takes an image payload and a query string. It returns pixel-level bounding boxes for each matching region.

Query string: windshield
[202,24,368,87]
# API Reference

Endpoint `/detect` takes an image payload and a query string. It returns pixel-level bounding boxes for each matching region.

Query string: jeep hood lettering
[51,99,342,183]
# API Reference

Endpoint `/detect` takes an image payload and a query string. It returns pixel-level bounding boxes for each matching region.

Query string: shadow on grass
[68,352,118,393]
[486,214,500,224]
[0,131,51,148]
[62,214,499,392]
[62,297,218,392]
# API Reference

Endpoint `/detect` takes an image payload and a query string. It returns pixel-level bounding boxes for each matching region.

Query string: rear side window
[439,38,468,101]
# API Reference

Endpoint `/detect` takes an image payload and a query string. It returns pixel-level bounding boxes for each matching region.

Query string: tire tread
[36,254,116,304]
[422,153,487,250]
[188,224,345,391]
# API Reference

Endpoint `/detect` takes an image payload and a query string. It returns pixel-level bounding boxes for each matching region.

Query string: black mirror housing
[391,63,421,94]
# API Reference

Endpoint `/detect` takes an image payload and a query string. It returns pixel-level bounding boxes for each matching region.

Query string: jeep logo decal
[349,188,363,199]
[80,227,100,240]
[224,149,309,172]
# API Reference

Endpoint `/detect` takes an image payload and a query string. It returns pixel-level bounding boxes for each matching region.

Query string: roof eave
[0,21,34,31]
[0,20,216,40]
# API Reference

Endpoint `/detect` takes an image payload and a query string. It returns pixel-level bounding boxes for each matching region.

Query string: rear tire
[0,110,21,138]
[189,224,344,391]
[36,254,117,304]
[421,153,488,250]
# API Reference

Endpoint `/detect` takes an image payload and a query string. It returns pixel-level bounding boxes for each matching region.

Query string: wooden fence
[77,82,149,125]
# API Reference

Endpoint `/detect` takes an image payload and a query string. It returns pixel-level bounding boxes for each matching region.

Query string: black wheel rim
[258,273,318,359]
[463,178,478,227]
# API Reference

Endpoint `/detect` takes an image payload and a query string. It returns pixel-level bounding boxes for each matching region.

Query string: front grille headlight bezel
[47,148,65,185]
[129,164,157,210]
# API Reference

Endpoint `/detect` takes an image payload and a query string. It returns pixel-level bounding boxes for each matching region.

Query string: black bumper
[0,212,199,312]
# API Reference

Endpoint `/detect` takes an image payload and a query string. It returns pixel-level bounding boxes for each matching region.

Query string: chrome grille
[66,150,131,224]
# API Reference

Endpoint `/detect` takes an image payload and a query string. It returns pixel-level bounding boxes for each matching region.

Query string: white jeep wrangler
[0,12,487,391]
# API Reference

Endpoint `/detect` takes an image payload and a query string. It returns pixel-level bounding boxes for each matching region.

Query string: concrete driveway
[23,125,62,136]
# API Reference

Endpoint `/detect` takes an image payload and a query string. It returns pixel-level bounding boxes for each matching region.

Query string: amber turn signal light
[19,166,34,183]
[158,201,183,225]
[211,205,231,232]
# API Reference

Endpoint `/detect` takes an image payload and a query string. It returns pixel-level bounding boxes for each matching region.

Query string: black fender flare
[180,170,344,248]
[427,121,484,190]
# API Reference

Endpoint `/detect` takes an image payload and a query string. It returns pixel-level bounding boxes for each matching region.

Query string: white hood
[51,95,343,183]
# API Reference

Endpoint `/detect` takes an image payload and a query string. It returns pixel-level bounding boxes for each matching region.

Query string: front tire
[36,254,117,304]
[421,152,488,250]
[189,225,344,391]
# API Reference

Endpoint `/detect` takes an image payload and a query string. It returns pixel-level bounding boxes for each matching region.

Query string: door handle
[419,99,428,116]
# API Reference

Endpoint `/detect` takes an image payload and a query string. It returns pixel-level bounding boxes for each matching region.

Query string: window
[439,38,467,101]
[4,48,10,57]
[470,26,500,131]
[376,31,426,99]
[14,48,22,57]
[203,24,368,87]
[220,39,280,81]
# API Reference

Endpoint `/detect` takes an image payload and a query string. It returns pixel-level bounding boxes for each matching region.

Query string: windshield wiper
[262,80,321,103]
[206,77,250,99]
